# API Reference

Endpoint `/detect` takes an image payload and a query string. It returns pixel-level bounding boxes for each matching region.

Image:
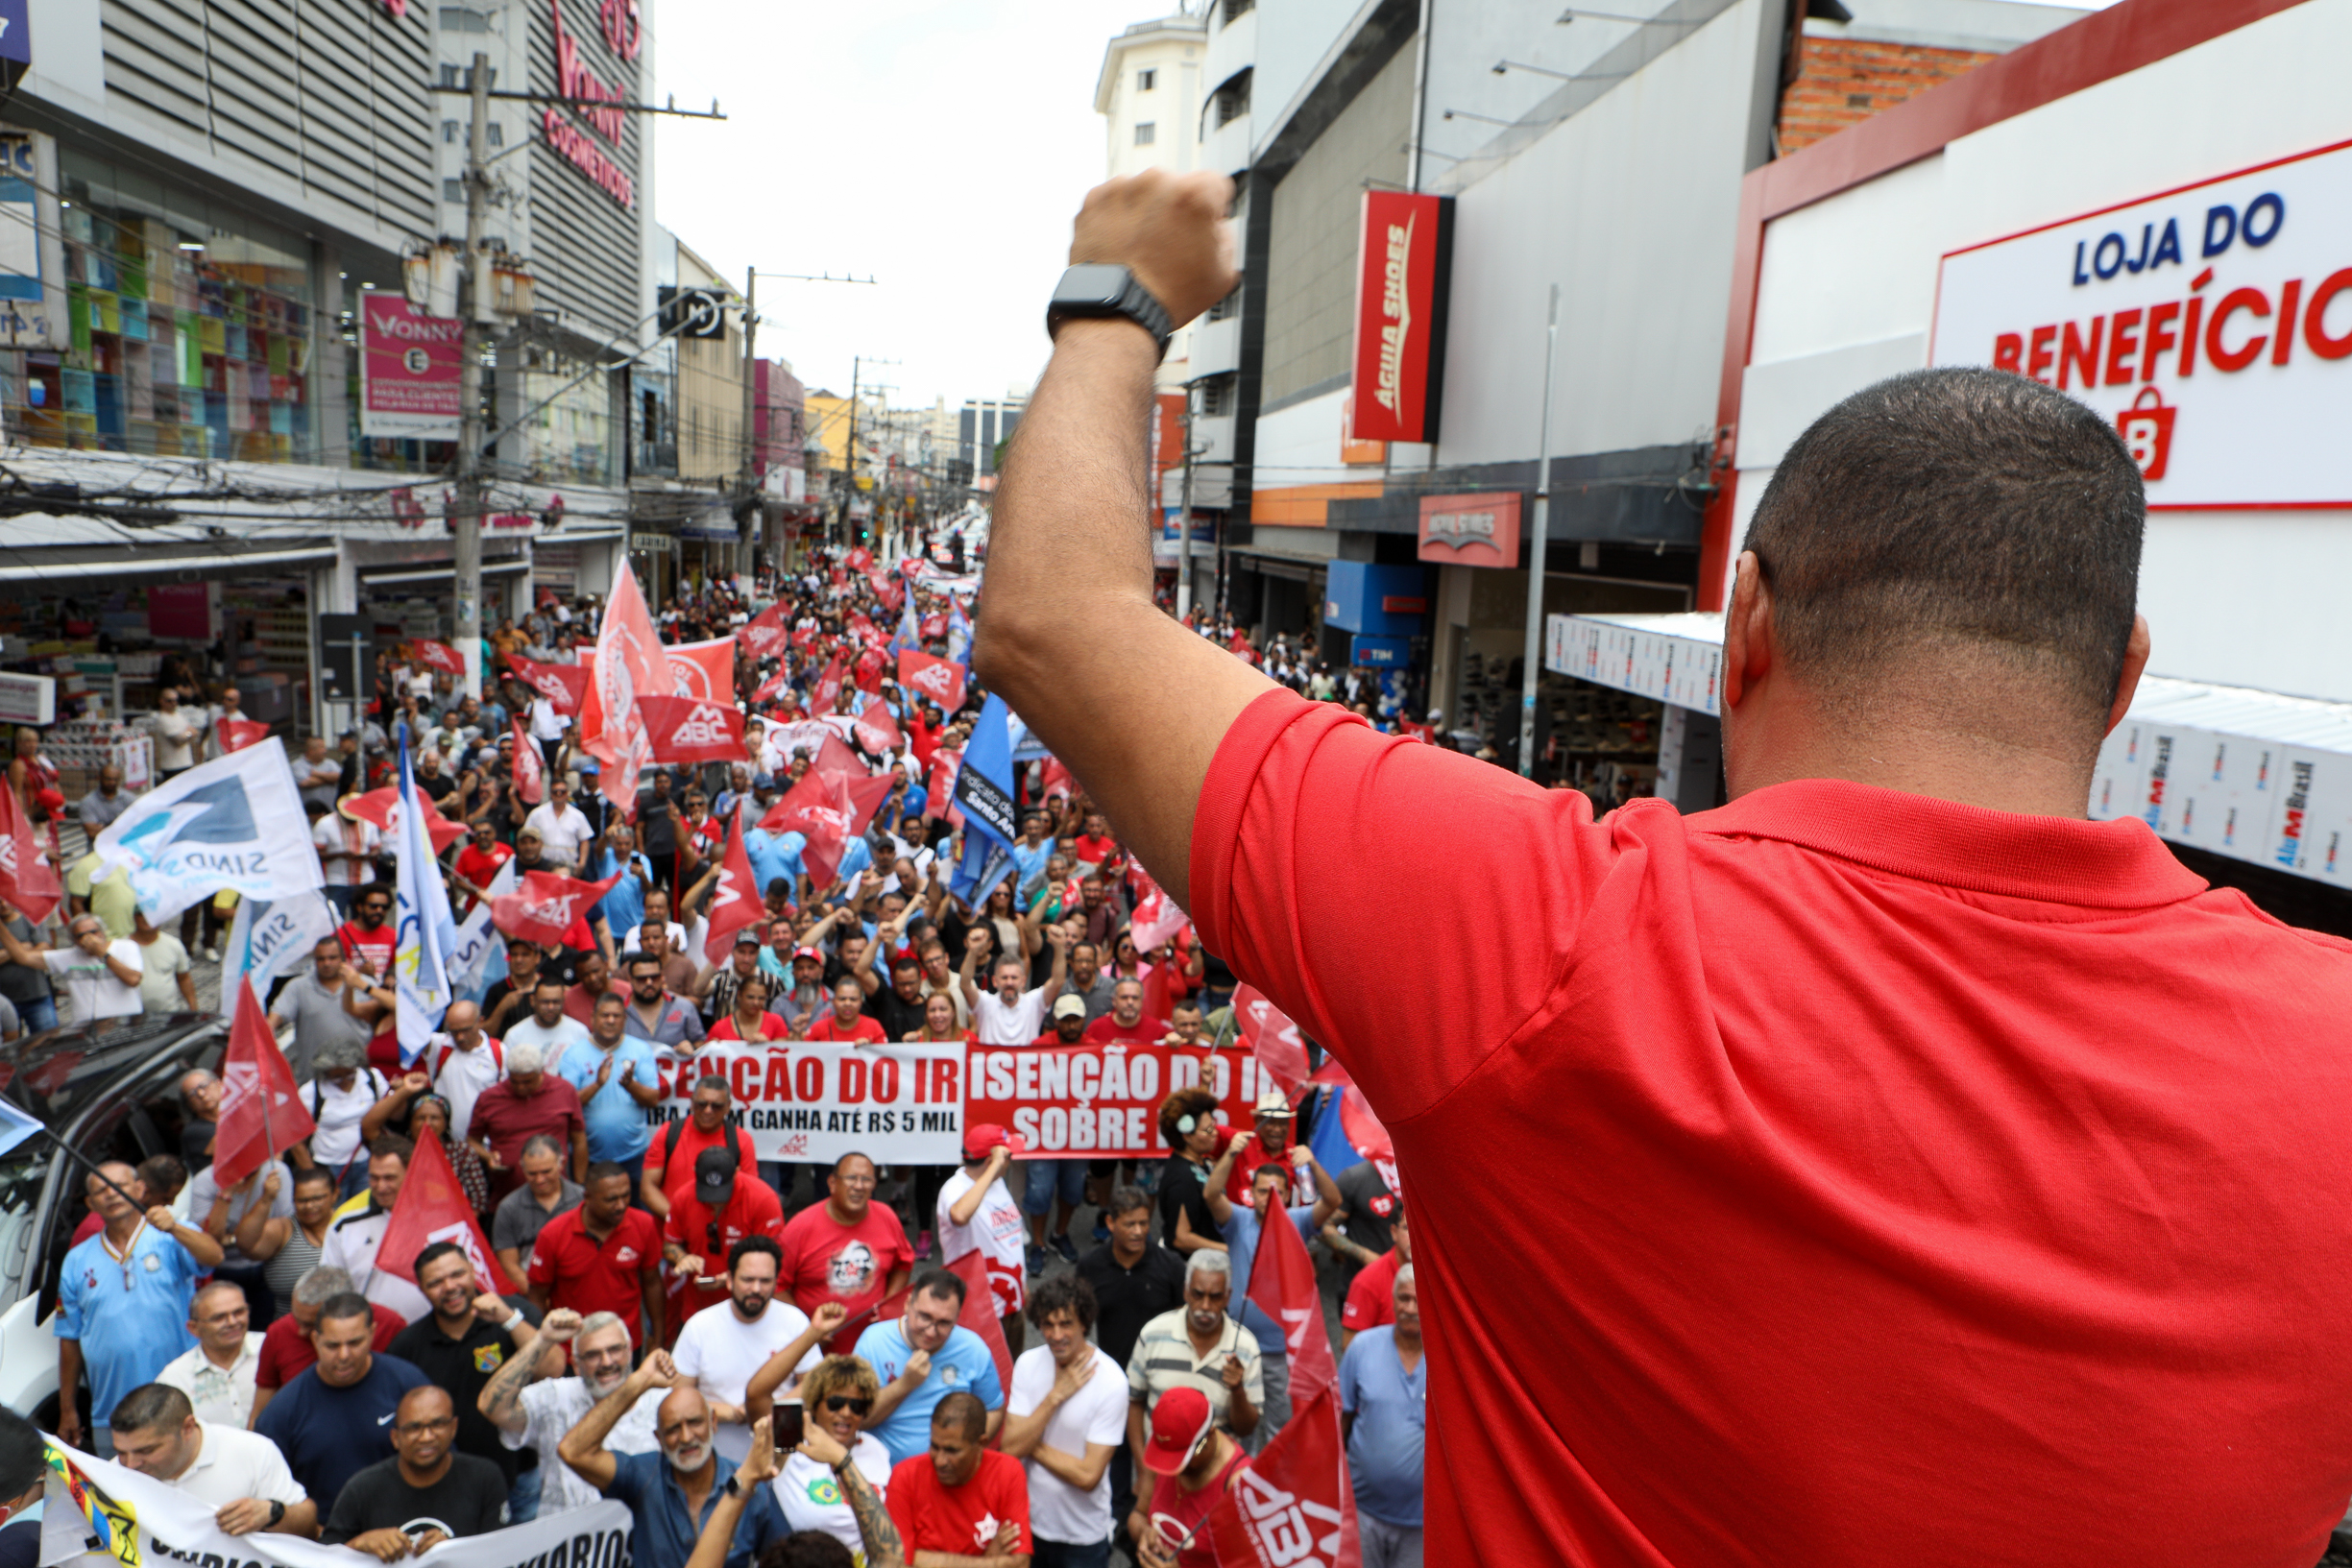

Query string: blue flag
[950,694,1019,907]
[0,1096,43,1159]
[947,598,974,667]
[887,595,921,658]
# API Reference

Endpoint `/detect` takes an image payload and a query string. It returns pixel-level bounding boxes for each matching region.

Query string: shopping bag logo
[2116,387,2175,481]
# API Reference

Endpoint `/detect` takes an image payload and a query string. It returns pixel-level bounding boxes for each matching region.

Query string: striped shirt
[1126,1306,1264,1433]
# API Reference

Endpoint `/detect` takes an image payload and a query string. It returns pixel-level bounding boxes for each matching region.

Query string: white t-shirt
[672,1300,823,1462]
[147,709,199,772]
[522,803,594,867]
[428,1034,505,1144]
[619,921,691,955]
[43,941,143,1022]
[317,1207,432,1323]
[936,1168,1026,1317]
[1007,1344,1129,1544]
[306,1068,390,1170]
[169,1421,308,1509]
[973,986,1049,1048]
[506,1378,667,1517]
[771,1435,892,1557]
[312,815,381,888]
[505,1016,594,1074]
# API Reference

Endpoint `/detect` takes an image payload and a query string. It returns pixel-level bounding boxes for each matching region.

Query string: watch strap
[1047,267,1173,360]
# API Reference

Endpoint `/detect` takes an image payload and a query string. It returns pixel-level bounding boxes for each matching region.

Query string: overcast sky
[650,0,1152,412]
[647,0,2115,412]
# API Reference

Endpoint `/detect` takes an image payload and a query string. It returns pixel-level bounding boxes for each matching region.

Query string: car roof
[0,1013,224,1130]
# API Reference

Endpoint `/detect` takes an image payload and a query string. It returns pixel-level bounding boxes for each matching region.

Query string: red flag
[852,698,903,759]
[812,654,847,715]
[212,978,317,1189]
[0,782,61,925]
[412,639,467,676]
[868,570,904,613]
[854,646,885,694]
[701,818,764,964]
[1232,984,1310,1099]
[1130,871,1192,953]
[846,546,873,572]
[1205,1385,1362,1568]
[897,649,966,712]
[923,747,961,823]
[753,666,792,706]
[640,695,747,766]
[490,867,625,946]
[1141,961,1177,1029]
[761,770,856,889]
[214,716,270,755]
[342,787,468,854]
[589,562,664,808]
[812,731,865,783]
[376,1126,500,1287]
[1245,1179,1337,1406]
[1039,757,1077,804]
[664,638,736,705]
[737,603,789,660]
[511,718,545,808]
[844,772,896,838]
[919,612,947,642]
[506,655,588,714]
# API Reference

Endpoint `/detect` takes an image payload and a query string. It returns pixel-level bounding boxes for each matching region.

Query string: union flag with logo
[489,867,624,947]
[898,648,966,712]
[640,694,747,765]
[700,817,764,964]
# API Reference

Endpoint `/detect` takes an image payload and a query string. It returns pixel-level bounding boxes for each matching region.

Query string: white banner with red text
[963,1043,1265,1159]
[645,1041,967,1164]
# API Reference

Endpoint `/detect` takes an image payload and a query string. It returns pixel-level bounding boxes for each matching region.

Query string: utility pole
[737,266,758,585]
[844,354,861,550]
[1175,384,1200,622]
[453,48,492,700]
[1517,283,1561,779]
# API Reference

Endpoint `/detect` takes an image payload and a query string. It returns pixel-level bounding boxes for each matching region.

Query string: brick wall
[1779,36,1997,154]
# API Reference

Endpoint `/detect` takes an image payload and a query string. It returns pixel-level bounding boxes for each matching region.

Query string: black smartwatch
[1046,264,1173,360]
[722,1474,743,1500]
[266,1500,286,1527]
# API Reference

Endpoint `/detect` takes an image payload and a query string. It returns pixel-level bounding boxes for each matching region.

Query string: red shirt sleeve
[990,1454,1032,1550]
[255,1323,291,1388]
[1342,1261,1390,1332]
[1190,688,1612,1122]
[373,1306,406,1349]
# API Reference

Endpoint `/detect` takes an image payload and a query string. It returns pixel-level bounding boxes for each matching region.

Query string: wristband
[722,1474,743,1500]
[501,1310,526,1335]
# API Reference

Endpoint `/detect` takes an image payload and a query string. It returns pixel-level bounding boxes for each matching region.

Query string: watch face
[1056,263,1130,310]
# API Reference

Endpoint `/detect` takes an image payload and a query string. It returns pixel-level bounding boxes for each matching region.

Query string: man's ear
[2103,615,2151,737]
[1723,551,1773,710]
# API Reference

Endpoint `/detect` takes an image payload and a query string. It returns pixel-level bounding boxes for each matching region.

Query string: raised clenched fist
[1069,170,1240,331]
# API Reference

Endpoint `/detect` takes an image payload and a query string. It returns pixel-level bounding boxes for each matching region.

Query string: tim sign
[1931,137,2352,509]
[1348,191,1453,444]
[1418,491,1519,567]
[359,296,463,440]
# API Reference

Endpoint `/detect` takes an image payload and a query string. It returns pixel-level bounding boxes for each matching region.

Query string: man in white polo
[107,1383,315,1538]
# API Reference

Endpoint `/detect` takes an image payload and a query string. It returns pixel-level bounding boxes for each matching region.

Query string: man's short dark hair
[109,1383,194,1435]
[1106,1184,1152,1220]
[369,1135,414,1165]
[535,976,568,995]
[729,1235,784,1275]
[1251,1162,1289,1188]
[1026,1272,1098,1332]
[909,1266,966,1310]
[586,1161,630,1189]
[931,1389,987,1442]
[757,1534,857,1568]
[1741,367,2143,735]
[318,1291,375,1329]
[0,1407,43,1504]
[293,1164,338,1193]
[629,954,661,976]
[413,1240,469,1279]
[694,1074,731,1098]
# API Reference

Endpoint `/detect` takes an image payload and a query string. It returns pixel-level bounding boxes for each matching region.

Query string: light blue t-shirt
[552,1034,662,1163]
[57,1223,201,1424]
[593,850,655,940]
[1337,1326,1426,1528]
[854,1318,1006,1464]
[1220,1201,1319,1357]
[744,830,802,898]
[1009,839,1053,898]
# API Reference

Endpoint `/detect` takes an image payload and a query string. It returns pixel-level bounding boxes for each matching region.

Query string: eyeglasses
[822,1396,874,1415]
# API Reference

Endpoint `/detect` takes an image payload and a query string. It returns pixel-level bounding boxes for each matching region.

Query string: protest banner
[646,1040,965,1164]
[962,1043,1260,1158]
[37,1436,632,1568]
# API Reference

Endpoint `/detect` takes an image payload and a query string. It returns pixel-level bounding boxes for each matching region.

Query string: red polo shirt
[469,1074,585,1206]
[1083,1012,1169,1047]
[526,1205,662,1345]
[805,1012,886,1044]
[662,1172,787,1328]
[255,1304,406,1389]
[1194,688,2352,1568]
[1341,1246,1401,1336]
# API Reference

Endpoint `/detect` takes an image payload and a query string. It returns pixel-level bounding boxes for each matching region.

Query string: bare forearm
[481,1331,560,1433]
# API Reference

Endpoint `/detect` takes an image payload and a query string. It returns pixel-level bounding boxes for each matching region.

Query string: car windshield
[0,1013,213,1129]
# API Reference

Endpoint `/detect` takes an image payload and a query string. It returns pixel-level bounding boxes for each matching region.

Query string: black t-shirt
[1334,1160,1398,1270]
[873,985,927,1042]
[387,1299,543,1483]
[182,1117,217,1172]
[638,797,678,856]
[1158,1155,1220,1253]
[416,772,458,807]
[1076,1241,1190,1368]
[323,1454,508,1544]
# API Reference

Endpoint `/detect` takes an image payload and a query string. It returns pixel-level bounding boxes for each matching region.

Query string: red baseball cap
[1141,1387,1215,1475]
[961,1122,1027,1161]
[792,946,824,962]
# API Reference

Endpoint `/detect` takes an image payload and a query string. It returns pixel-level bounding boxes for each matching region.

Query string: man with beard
[331,887,399,1072]
[558,1352,792,1568]
[662,1147,787,1332]
[479,1309,666,1519]
[325,1387,506,1556]
[777,1153,914,1358]
[672,1238,839,1462]
[389,1243,543,1499]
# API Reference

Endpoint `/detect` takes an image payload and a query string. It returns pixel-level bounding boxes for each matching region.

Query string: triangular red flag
[214,715,271,755]
[1206,1384,1363,1568]
[923,747,961,822]
[844,772,896,838]
[812,654,847,716]
[588,564,663,808]
[1244,1182,1337,1408]
[701,818,764,964]
[1130,870,1193,953]
[1140,961,1177,1030]
[506,655,589,714]
[737,603,789,660]
[412,639,467,676]
[376,1126,500,1287]
[753,665,792,706]
[853,646,886,695]
[896,649,966,712]
[760,770,856,889]
[490,867,625,947]
[511,717,546,808]
[341,786,468,854]
[0,782,61,925]
[852,698,903,759]
[812,732,864,783]
[1232,984,1311,1099]
[212,977,317,1189]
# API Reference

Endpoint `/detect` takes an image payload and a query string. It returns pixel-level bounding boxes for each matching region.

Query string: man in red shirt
[804,977,886,1043]
[643,1073,759,1219]
[1221,1091,1313,1209]
[451,820,514,916]
[525,1163,664,1348]
[976,174,2352,1566]
[1129,1386,1248,1568]
[334,888,399,1072]
[466,1041,588,1207]
[1340,1203,1409,1353]
[564,953,616,1027]
[1082,977,1167,1046]
[778,1152,914,1355]
[885,1391,1030,1567]
[661,1146,786,1330]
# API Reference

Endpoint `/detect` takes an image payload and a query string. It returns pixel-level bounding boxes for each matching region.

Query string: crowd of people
[4,537,1423,1568]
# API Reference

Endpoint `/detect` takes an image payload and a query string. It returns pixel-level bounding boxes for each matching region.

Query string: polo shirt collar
[1693,778,2207,909]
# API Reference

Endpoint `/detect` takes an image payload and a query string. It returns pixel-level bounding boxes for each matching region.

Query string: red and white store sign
[1418,490,1519,567]
[1931,137,2352,510]
[1348,191,1452,445]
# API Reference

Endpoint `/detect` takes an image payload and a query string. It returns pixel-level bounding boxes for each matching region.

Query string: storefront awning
[359,561,532,588]
[0,546,341,584]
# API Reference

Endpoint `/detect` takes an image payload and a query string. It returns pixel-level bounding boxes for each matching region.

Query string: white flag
[394,729,459,1066]
[93,737,323,921]
[447,856,519,997]
[217,891,338,1023]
